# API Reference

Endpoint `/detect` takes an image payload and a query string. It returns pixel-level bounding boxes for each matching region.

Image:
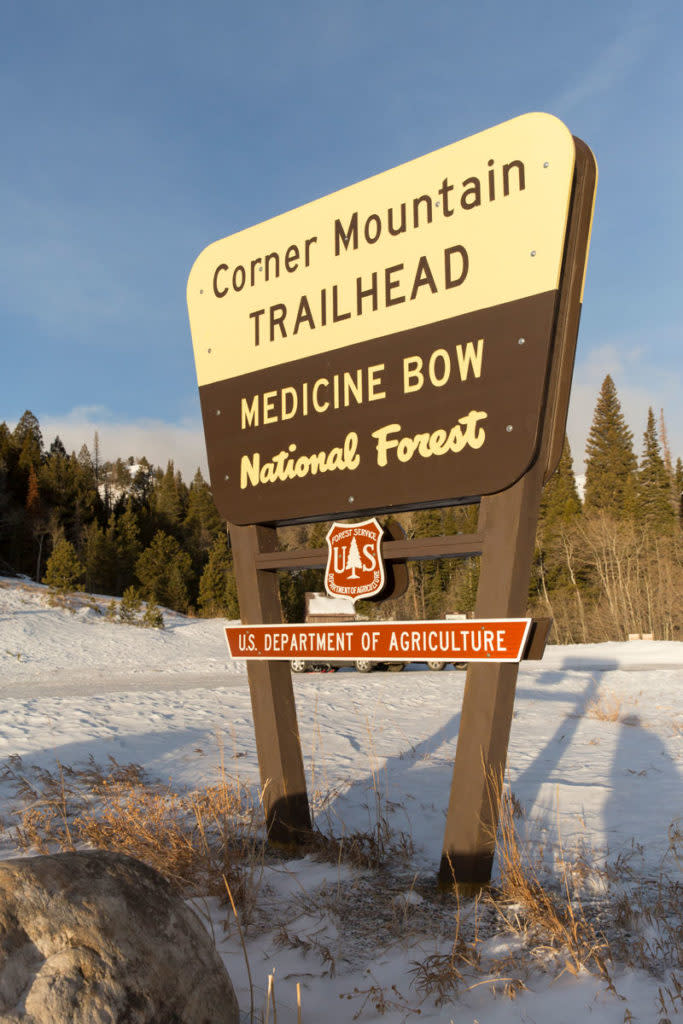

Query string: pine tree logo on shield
[325,518,386,603]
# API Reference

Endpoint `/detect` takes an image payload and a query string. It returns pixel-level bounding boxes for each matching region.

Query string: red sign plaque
[225,618,532,663]
[324,518,385,602]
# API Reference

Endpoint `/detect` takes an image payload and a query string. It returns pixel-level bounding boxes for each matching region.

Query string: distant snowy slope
[0,578,243,695]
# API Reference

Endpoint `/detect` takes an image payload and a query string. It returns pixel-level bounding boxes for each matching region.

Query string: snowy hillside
[0,576,680,1023]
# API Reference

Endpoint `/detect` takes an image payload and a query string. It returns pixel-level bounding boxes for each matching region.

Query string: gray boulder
[0,850,239,1023]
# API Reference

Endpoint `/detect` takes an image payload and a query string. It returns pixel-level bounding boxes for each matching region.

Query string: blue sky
[2,0,681,479]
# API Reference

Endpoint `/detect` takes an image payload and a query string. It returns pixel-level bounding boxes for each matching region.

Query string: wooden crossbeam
[253,533,484,571]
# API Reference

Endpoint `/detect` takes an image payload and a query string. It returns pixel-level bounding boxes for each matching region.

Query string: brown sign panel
[199,292,557,523]
[188,113,578,526]
[225,618,532,663]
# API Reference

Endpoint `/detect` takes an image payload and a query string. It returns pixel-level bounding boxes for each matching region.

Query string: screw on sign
[324,517,385,602]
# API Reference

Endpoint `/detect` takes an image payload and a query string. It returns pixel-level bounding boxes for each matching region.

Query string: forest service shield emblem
[325,518,386,603]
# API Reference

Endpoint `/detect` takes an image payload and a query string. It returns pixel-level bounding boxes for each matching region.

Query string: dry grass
[0,742,415,918]
[2,752,262,912]
[301,815,414,871]
[2,751,681,1022]
[605,821,683,978]
[409,936,482,1006]
[489,788,612,980]
[585,690,624,722]
[340,972,419,1020]
[400,787,614,1012]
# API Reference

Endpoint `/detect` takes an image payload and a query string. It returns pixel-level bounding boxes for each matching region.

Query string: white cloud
[553,15,656,115]
[13,407,209,483]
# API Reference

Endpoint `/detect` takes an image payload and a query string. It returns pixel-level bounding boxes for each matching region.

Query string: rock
[0,850,239,1023]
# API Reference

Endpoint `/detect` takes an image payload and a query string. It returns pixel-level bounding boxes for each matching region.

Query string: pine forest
[2,374,682,643]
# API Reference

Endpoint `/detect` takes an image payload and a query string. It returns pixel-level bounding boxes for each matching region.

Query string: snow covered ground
[0,576,680,1022]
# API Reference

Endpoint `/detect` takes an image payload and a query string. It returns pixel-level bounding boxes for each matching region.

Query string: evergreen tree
[442,503,478,537]
[440,504,480,617]
[197,534,239,618]
[276,522,327,622]
[43,538,84,594]
[584,375,637,517]
[74,450,100,529]
[135,531,193,612]
[152,461,187,534]
[638,408,675,530]
[452,557,480,614]
[49,436,67,457]
[13,411,43,472]
[113,502,142,592]
[75,444,100,511]
[24,464,51,582]
[0,426,13,561]
[39,445,97,543]
[534,436,584,599]
[130,457,154,507]
[539,437,582,533]
[25,465,40,516]
[77,443,94,474]
[93,431,101,484]
[84,521,114,594]
[0,422,12,464]
[411,508,450,618]
[119,585,143,623]
[278,571,301,623]
[658,410,674,480]
[675,458,683,520]
[142,597,164,629]
[0,424,20,506]
[110,458,132,487]
[183,470,223,569]
[0,420,45,575]
[657,410,681,517]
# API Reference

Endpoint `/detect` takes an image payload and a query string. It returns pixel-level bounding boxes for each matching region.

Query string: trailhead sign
[187,112,597,886]
[188,113,580,526]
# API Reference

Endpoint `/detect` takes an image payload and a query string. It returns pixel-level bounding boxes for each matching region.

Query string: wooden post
[437,139,596,889]
[438,458,545,887]
[229,523,311,844]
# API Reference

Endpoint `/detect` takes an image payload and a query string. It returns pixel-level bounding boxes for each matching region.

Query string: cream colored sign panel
[188,113,575,388]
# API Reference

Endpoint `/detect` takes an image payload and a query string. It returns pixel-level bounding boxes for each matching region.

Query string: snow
[576,473,586,501]
[306,593,356,618]
[0,576,680,1022]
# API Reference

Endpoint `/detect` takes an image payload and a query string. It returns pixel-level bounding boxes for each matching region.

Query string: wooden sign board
[187,114,597,886]
[188,113,577,525]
